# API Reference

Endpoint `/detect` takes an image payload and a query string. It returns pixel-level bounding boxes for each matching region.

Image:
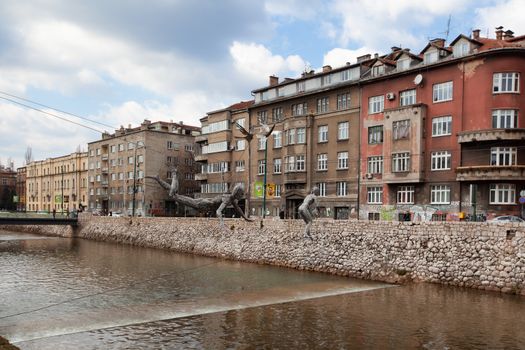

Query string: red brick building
[0,166,17,210]
[359,28,525,221]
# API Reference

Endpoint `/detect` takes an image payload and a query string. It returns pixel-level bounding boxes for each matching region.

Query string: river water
[1,230,524,350]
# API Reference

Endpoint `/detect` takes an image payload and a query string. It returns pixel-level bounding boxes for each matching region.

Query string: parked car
[488,215,524,223]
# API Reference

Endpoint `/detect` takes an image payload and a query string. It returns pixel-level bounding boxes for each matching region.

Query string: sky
[0,0,523,168]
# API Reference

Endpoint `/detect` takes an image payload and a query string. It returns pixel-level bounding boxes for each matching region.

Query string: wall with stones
[3,215,525,294]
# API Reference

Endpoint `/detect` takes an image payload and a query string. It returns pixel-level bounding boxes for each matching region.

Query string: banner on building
[13,195,19,203]
[266,183,275,198]
[54,195,63,204]
[254,181,264,198]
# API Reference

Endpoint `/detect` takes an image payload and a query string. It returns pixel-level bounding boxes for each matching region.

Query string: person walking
[52,208,56,219]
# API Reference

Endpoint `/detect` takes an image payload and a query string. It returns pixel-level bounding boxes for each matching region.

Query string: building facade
[15,166,26,211]
[25,152,88,213]
[0,166,17,210]
[87,120,200,216]
[195,101,252,215]
[250,65,362,219]
[359,28,525,221]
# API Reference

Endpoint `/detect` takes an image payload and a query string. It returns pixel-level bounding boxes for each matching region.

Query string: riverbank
[3,215,525,294]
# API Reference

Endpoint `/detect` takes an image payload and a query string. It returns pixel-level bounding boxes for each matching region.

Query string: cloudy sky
[0,0,523,168]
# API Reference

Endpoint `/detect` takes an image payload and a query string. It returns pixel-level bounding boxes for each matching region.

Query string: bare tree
[24,146,33,165]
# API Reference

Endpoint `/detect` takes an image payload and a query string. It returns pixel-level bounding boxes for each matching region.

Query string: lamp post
[262,136,268,220]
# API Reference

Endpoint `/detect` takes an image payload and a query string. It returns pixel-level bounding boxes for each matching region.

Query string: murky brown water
[1,230,524,349]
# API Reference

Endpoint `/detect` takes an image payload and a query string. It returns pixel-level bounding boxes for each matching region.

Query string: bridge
[0,213,78,226]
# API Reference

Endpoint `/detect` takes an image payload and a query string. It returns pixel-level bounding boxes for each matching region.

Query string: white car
[489,215,524,223]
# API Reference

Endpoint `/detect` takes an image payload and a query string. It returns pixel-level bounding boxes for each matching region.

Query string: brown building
[250,64,362,219]
[0,166,17,210]
[359,28,525,221]
[16,166,26,211]
[25,152,88,213]
[87,120,200,216]
[195,101,252,215]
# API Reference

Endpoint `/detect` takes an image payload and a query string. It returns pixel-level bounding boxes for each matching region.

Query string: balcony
[195,135,208,143]
[101,167,109,174]
[458,128,525,143]
[195,173,208,181]
[101,154,109,161]
[101,181,109,187]
[283,171,306,184]
[456,165,525,181]
[194,154,207,162]
[383,170,424,184]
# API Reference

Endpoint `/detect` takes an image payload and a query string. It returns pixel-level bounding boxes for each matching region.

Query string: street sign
[520,190,525,197]
[519,197,525,204]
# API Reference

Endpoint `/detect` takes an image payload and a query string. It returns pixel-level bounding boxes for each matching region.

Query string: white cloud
[230,41,307,84]
[264,0,322,20]
[323,47,378,68]
[475,0,525,37]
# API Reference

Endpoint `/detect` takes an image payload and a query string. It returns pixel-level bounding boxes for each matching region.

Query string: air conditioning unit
[365,173,374,179]
[386,92,395,100]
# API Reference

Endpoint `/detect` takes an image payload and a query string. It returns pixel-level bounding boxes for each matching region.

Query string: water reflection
[2,230,525,350]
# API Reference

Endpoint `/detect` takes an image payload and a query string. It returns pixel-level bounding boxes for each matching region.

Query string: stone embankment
[3,215,525,294]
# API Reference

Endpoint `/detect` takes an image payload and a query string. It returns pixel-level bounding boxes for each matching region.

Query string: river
[1,230,524,349]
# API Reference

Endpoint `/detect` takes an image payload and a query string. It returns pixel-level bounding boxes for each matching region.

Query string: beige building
[87,120,200,216]
[26,152,88,213]
[249,66,362,219]
[195,101,252,215]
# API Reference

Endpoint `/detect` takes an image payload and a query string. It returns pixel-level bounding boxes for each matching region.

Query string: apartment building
[25,152,88,213]
[87,120,200,216]
[195,101,252,215]
[0,166,17,210]
[16,166,26,211]
[359,28,525,221]
[250,64,362,219]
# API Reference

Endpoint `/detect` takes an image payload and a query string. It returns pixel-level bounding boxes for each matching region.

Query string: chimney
[472,29,480,40]
[504,30,514,39]
[322,65,332,73]
[269,75,279,86]
[430,38,445,47]
[374,53,379,59]
[495,26,504,40]
[356,54,371,63]
[391,46,401,52]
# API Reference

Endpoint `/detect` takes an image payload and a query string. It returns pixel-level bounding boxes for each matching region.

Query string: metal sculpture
[147,169,252,225]
[298,186,320,239]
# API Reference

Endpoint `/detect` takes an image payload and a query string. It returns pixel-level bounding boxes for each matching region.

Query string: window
[337,152,348,169]
[424,50,438,64]
[96,148,101,155]
[127,171,133,179]
[118,144,124,151]
[399,89,416,106]
[369,95,384,114]
[397,186,414,204]
[367,186,382,204]
[110,145,116,153]
[235,118,245,128]
[318,125,328,143]
[128,156,134,164]
[167,141,174,150]
[273,131,282,148]
[235,160,245,172]
[296,155,305,171]
[368,126,383,144]
[393,120,410,140]
[371,65,385,77]
[275,184,282,197]
[235,140,245,151]
[285,156,295,172]
[258,137,266,150]
[257,160,266,175]
[297,81,305,92]
[317,97,329,113]
[367,156,383,174]
[431,151,451,170]
[493,72,519,93]
[202,141,228,154]
[273,158,282,174]
[392,152,410,172]
[397,58,410,71]
[492,110,518,129]
[184,144,193,152]
[96,161,101,169]
[128,142,134,150]
[257,110,268,124]
[341,69,351,81]
[489,184,515,204]
[336,182,348,196]
[368,212,380,221]
[296,128,306,144]
[292,103,307,116]
[119,173,124,180]
[432,116,452,136]
[89,149,94,157]
[317,182,326,197]
[272,107,284,122]
[322,75,331,86]
[433,81,453,102]
[317,154,328,171]
[96,174,101,182]
[453,42,469,57]
[430,185,451,204]
[337,93,350,110]
[338,121,349,140]
[490,147,517,166]
[285,129,296,145]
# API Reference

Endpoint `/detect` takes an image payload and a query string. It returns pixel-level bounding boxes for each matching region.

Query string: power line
[0,90,118,130]
[0,95,105,134]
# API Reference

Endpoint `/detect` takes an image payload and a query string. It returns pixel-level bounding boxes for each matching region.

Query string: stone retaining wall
[3,215,525,294]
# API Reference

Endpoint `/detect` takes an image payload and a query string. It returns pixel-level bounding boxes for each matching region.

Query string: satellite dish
[414,74,423,85]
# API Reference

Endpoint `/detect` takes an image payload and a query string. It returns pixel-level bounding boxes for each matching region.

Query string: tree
[24,146,33,165]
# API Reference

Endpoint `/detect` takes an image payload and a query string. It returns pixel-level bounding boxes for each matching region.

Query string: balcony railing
[194,154,207,162]
[456,165,525,181]
[195,173,208,181]
[458,128,525,143]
